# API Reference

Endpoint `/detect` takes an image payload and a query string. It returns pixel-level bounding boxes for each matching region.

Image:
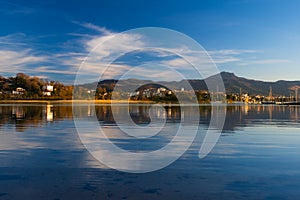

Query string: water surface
[0,104,300,199]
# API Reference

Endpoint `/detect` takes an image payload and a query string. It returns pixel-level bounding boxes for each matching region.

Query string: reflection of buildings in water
[87,104,93,117]
[201,108,209,119]
[130,106,141,115]
[167,106,172,118]
[0,105,74,132]
[87,104,91,117]
[166,106,181,121]
[181,108,184,119]
[95,105,182,124]
[260,105,273,120]
[268,105,273,121]
[46,104,53,122]
[244,104,249,115]
[225,105,300,132]
[256,105,261,114]
[289,106,299,121]
[99,105,300,126]
[155,106,166,119]
[12,105,25,119]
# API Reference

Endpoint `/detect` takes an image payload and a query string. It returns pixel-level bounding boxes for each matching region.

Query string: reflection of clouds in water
[0,105,50,150]
[1,104,300,170]
[112,104,167,139]
[2,104,300,198]
[0,105,95,169]
[212,122,300,162]
[0,130,35,150]
[74,104,201,172]
[81,125,199,172]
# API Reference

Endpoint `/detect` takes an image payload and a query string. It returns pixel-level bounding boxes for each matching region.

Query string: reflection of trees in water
[95,105,183,124]
[0,105,73,132]
[129,106,151,124]
[52,105,73,120]
[223,105,300,132]
[1,104,299,133]
[95,106,115,123]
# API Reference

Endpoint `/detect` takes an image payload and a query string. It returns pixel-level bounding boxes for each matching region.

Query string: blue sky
[1,0,300,84]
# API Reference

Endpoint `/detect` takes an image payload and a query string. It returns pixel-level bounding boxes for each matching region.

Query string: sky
[1,0,300,84]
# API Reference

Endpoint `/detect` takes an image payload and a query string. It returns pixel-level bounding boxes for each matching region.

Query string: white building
[43,85,54,96]
[12,87,25,95]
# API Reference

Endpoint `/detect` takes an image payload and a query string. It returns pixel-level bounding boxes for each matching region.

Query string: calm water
[0,104,300,199]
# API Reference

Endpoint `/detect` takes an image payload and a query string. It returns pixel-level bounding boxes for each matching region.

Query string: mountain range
[81,72,300,96]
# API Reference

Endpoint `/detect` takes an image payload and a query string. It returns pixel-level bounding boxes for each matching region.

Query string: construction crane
[289,85,300,101]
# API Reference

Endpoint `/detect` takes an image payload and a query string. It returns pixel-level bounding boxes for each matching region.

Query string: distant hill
[219,72,300,96]
[80,72,300,96]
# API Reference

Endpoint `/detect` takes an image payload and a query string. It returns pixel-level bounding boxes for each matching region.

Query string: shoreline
[0,99,156,104]
[0,100,298,106]
[0,100,206,106]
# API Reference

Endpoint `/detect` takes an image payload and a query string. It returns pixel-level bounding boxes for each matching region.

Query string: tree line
[0,73,73,100]
[0,73,213,102]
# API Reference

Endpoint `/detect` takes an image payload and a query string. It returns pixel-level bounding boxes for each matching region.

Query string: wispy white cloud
[34,75,49,79]
[0,33,49,76]
[207,49,293,66]
[0,49,47,73]
[0,1,35,15]
[161,58,190,68]
[32,66,78,75]
[68,25,148,83]
[67,33,96,38]
[251,59,292,64]
[0,33,71,77]
[52,52,86,68]
[84,32,144,57]
[72,21,112,35]
[208,49,258,64]
[99,63,186,81]
[0,33,29,47]
[213,57,241,64]
[72,27,230,83]
[208,49,258,55]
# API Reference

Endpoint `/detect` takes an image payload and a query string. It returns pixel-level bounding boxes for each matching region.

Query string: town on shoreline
[0,73,299,105]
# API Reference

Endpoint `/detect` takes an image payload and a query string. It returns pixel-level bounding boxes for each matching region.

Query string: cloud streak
[72,21,112,35]
[0,1,35,15]
[208,49,258,64]
[251,59,292,64]
[0,49,47,73]
[72,26,252,82]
